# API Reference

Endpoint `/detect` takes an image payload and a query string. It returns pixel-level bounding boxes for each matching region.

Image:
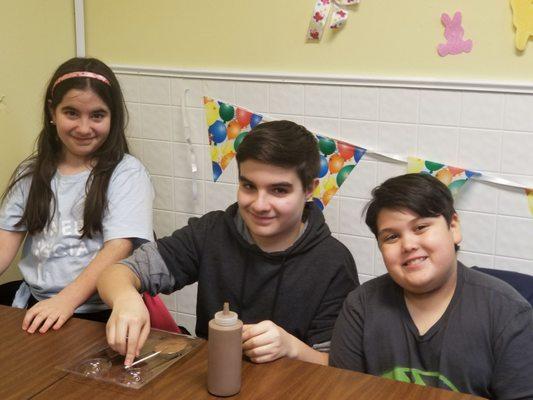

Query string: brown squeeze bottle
[207,302,243,397]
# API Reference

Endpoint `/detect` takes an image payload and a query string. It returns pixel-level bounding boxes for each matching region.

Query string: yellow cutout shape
[510,0,533,50]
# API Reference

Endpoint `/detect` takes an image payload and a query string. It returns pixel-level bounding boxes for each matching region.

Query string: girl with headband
[0,57,154,333]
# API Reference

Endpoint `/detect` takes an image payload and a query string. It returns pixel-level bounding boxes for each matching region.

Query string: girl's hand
[22,294,76,333]
[106,294,151,367]
[242,320,298,363]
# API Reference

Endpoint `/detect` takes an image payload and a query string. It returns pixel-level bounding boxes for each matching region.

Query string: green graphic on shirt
[382,367,459,392]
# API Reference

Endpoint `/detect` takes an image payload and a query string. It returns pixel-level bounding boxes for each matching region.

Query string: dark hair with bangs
[364,173,457,239]
[235,120,319,191]
[1,57,129,238]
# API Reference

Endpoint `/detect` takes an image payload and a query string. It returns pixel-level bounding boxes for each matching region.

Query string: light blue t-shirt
[0,154,154,312]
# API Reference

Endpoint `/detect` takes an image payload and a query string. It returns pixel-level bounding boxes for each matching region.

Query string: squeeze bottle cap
[214,302,238,326]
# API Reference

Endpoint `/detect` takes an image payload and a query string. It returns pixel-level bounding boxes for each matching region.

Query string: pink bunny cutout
[437,12,473,57]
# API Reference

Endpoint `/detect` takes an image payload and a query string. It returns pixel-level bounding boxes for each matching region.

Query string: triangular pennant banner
[203,96,366,209]
[204,96,263,181]
[202,98,531,217]
[312,135,366,210]
[527,188,533,217]
[407,157,480,197]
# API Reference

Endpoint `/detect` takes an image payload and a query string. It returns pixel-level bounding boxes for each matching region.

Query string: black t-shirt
[330,263,533,399]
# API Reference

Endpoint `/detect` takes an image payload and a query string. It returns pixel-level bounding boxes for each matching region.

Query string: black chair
[472,266,533,307]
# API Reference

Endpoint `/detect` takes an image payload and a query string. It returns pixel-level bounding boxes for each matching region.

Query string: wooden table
[0,306,483,399]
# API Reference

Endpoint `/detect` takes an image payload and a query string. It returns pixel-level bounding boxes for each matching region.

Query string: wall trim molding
[112,64,533,94]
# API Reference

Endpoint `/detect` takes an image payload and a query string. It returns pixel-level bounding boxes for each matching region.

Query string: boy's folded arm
[242,320,328,365]
[289,335,329,365]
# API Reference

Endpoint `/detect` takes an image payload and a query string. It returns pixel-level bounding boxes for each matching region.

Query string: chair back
[143,292,182,334]
[472,266,533,306]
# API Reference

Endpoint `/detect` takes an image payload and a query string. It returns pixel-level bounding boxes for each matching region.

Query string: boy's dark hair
[235,120,319,190]
[1,57,129,238]
[365,173,457,237]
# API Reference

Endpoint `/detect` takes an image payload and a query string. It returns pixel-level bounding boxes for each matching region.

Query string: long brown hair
[1,57,129,238]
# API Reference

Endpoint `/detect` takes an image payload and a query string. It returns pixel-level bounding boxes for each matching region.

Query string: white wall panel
[118,71,533,329]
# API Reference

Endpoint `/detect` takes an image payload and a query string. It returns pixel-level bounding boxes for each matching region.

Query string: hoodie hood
[223,201,331,260]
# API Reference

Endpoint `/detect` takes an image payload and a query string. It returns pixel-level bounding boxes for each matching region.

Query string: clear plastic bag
[59,329,203,389]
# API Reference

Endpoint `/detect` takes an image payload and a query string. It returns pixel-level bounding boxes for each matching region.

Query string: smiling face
[50,88,111,167]
[237,159,316,252]
[376,208,462,295]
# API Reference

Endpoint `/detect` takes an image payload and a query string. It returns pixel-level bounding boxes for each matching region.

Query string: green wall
[0,0,75,283]
[85,0,532,82]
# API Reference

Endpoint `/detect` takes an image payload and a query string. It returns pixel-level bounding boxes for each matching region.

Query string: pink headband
[52,71,111,94]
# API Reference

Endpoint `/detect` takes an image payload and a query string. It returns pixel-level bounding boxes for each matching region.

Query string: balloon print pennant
[407,157,480,197]
[313,136,366,209]
[203,96,366,209]
[204,97,263,181]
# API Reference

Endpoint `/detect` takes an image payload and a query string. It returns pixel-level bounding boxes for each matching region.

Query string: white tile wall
[340,120,379,149]
[454,181,499,214]
[235,82,269,113]
[378,123,418,155]
[153,210,176,238]
[460,92,504,129]
[143,141,172,176]
[503,93,533,132]
[125,102,142,138]
[304,116,340,138]
[117,72,533,330]
[140,76,170,105]
[339,160,378,200]
[141,105,172,141]
[322,197,340,232]
[269,83,304,115]
[379,88,419,124]
[501,132,533,175]
[305,85,340,118]
[127,138,143,161]
[499,183,533,218]
[172,107,207,144]
[341,87,379,121]
[459,212,497,254]
[417,126,459,165]
[457,128,501,172]
[175,212,196,230]
[202,80,235,104]
[152,175,173,211]
[419,90,462,127]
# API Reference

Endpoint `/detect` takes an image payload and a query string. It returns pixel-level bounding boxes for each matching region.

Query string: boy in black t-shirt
[330,173,533,399]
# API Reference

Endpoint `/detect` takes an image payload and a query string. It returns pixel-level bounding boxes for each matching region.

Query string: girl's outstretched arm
[22,238,133,334]
[0,229,25,276]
